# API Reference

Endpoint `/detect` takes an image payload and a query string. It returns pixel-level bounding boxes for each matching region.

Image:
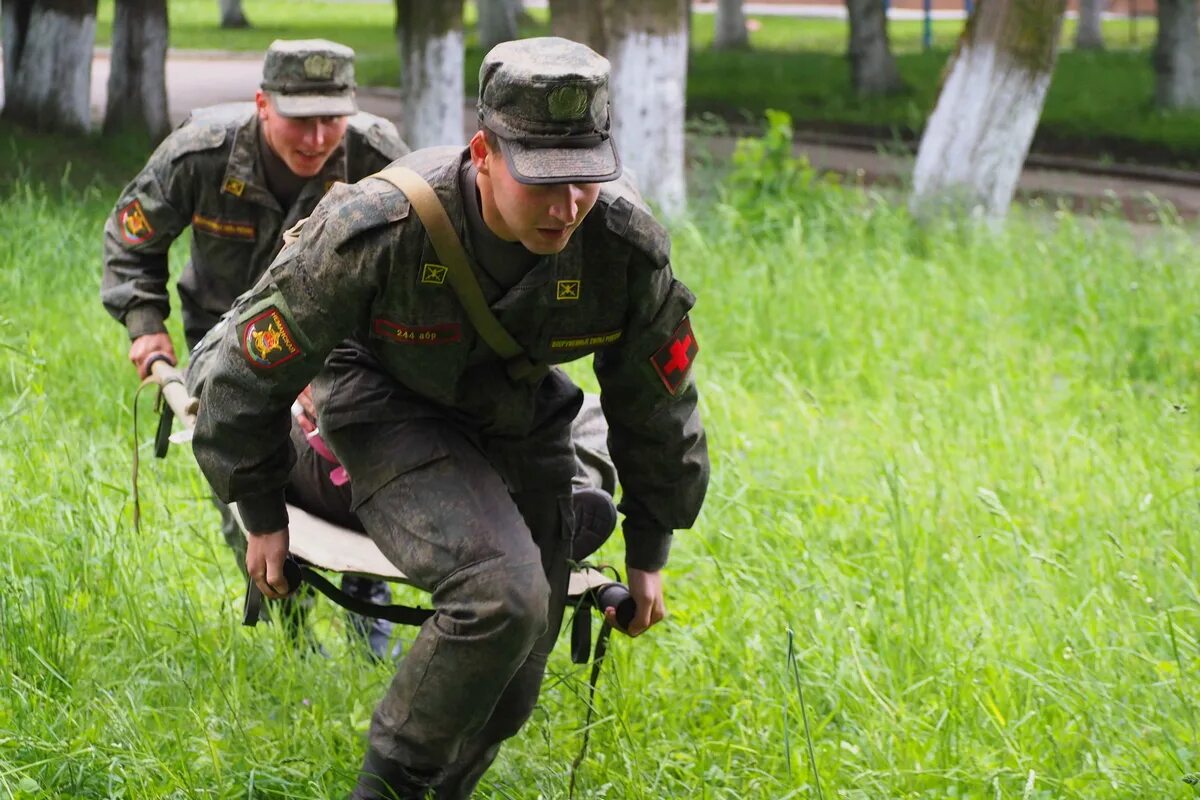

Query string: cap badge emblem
[547,85,589,121]
[304,54,334,80]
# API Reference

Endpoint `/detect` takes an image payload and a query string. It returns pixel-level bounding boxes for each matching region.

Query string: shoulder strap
[370,165,548,384]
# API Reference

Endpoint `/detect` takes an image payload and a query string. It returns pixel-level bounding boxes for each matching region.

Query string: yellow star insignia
[421,263,448,285]
[556,280,581,301]
[222,177,246,197]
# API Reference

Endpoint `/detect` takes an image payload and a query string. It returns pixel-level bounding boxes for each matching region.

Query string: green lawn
[3,118,1200,798]
[90,1,1200,163]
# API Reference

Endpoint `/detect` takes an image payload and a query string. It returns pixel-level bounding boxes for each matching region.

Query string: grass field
[89,0,1200,163]
[2,120,1200,799]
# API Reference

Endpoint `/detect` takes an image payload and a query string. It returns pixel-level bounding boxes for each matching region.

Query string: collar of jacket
[221,113,349,211]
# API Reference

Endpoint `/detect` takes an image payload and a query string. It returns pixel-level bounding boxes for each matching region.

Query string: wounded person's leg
[286,423,396,659]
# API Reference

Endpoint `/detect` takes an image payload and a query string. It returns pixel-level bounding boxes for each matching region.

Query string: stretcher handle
[148,356,199,429]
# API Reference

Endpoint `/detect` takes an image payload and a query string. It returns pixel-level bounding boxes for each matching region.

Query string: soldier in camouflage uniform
[101,39,410,657]
[188,37,708,799]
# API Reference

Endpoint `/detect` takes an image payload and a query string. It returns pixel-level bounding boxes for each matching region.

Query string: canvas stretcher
[145,358,627,656]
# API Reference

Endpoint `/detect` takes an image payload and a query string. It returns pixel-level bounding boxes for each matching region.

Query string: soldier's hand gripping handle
[246,528,293,600]
[243,556,303,626]
[131,332,177,379]
[608,567,665,637]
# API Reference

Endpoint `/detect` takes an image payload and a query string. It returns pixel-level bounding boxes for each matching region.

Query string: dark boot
[349,748,439,800]
[342,575,400,661]
[570,487,618,561]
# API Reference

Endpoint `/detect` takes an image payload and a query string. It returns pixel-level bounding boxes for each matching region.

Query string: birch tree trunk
[713,0,748,50]
[549,0,607,54]
[1,0,27,100]
[478,0,517,51]
[1153,0,1200,109]
[1,0,98,133]
[507,0,530,25]
[1075,0,1104,50]
[846,0,904,95]
[908,0,1067,221]
[218,0,249,28]
[104,0,169,141]
[396,0,465,148]
[605,0,689,217]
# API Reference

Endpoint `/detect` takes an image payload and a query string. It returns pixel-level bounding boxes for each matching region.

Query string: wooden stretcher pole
[149,358,199,429]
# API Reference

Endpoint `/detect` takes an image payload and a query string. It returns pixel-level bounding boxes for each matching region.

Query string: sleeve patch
[118,199,155,245]
[241,307,302,369]
[650,316,698,395]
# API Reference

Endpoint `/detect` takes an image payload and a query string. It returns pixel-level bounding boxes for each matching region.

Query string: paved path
[4,49,1198,219]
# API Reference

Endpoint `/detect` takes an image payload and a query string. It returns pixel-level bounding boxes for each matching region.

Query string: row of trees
[3,0,1200,218]
[2,0,168,138]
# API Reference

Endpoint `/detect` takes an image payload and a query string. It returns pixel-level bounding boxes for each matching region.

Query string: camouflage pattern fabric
[187,35,707,799]
[189,145,708,569]
[101,102,408,347]
[260,39,358,118]
[478,36,621,184]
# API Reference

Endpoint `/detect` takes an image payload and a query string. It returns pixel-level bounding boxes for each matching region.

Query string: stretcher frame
[146,359,619,637]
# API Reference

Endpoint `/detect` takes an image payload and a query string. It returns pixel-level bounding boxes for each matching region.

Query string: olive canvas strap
[370,166,548,384]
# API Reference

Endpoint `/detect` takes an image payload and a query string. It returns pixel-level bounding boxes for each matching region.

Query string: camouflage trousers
[327,413,577,800]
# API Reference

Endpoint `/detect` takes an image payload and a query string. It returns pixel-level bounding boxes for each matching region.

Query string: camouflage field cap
[478,37,621,185]
[261,39,358,118]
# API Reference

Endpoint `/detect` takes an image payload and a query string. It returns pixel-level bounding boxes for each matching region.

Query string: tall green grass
[2,121,1199,798]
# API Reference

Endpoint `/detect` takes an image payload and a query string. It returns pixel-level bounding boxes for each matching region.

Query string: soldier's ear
[254,91,270,121]
[469,131,491,175]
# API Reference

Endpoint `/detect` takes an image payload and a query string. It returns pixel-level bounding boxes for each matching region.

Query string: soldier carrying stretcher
[187,37,709,799]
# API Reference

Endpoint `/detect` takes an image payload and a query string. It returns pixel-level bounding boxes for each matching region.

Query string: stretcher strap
[242,559,434,629]
[299,566,434,627]
[567,588,616,799]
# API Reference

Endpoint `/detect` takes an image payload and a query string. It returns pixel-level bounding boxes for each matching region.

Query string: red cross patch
[650,317,699,395]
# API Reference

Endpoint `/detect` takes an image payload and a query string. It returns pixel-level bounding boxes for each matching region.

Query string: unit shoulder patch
[241,307,302,369]
[650,316,699,395]
[118,199,155,245]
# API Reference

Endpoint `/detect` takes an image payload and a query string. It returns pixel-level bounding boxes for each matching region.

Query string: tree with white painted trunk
[218,0,249,28]
[478,0,517,50]
[1075,0,1104,50]
[104,0,169,141]
[846,0,903,95]
[549,0,606,54]
[604,0,689,217]
[713,0,749,50]
[909,0,1066,221]
[1152,0,1200,109]
[507,0,530,25]
[1,0,98,133]
[395,0,465,148]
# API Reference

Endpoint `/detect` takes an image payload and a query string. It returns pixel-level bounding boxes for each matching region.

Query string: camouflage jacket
[190,147,708,570]
[100,102,409,346]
